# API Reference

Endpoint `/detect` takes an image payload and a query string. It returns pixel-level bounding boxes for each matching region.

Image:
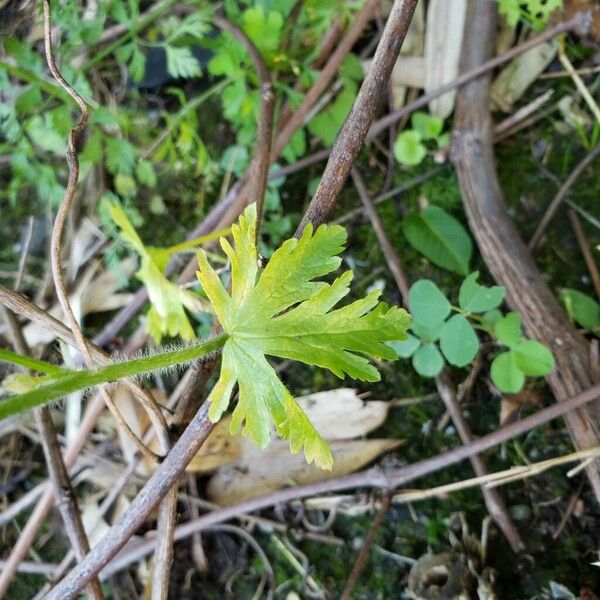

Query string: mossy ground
[2,89,600,599]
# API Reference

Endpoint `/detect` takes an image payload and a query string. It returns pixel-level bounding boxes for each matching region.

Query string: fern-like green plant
[0,204,410,468]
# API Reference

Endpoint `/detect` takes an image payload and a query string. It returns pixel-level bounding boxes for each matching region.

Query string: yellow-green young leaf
[2,373,55,394]
[109,202,201,342]
[197,204,410,468]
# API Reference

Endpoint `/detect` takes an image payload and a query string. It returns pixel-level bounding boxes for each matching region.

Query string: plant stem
[0,348,69,376]
[0,334,228,419]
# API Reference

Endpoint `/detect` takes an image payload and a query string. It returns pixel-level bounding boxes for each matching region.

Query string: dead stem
[528,143,600,251]
[453,0,600,501]
[340,494,391,600]
[213,15,274,241]
[568,209,600,300]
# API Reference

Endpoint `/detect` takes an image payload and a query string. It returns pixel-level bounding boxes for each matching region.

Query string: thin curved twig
[43,0,167,465]
[528,142,600,251]
[42,3,175,597]
[213,14,274,242]
[340,494,391,600]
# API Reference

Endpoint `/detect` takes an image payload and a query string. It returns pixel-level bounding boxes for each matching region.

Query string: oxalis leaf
[196,204,410,469]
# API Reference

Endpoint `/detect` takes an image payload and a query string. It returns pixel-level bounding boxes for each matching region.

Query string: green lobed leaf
[458,271,505,313]
[412,343,444,378]
[439,315,479,367]
[402,206,472,275]
[165,45,201,79]
[105,138,137,176]
[241,6,284,53]
[196,204,410,468]
[498,0,563,30]
[491,350,524,394]
[512,340,555,376]
[408,280,451,328]
[494,312,522,348]
[394,130,426,166]
[560,288,600,330]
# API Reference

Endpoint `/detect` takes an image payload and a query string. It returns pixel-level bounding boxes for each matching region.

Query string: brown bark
[452,0,600,499]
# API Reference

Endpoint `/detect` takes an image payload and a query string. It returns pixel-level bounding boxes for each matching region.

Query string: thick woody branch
[452,0,600,500]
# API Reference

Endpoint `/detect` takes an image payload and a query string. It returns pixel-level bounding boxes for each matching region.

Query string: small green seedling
[390,274,555,393]
[560,288,600,333]
[394,111,449,167]
[497,0,563,30]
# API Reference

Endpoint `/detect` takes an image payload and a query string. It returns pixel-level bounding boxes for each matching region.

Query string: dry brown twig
[1,222,104,600]
[340,493,391,600]
[298,0,419,231]
[212,14,274,238]
[1,307,104,600]
[43,0,168,466]
[528,142,600,251]
[568,209,600,300]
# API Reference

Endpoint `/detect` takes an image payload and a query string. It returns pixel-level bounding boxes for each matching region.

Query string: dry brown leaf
[491,41,557,112]
[185,416,242,473]
[23,258,135,347]
[500,389,541,427]
[206,438,402,506]
[111,383,156,475]
[295,388,389,440]
[67,218,100,281]
[424,0,467,118]
[186,388,390,472]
